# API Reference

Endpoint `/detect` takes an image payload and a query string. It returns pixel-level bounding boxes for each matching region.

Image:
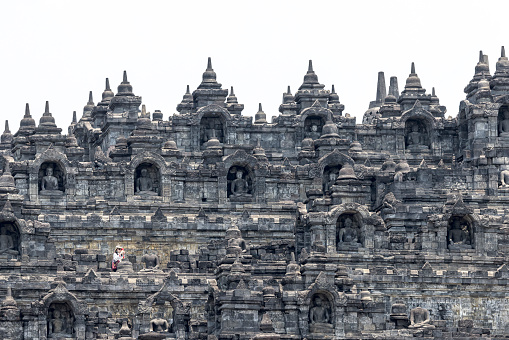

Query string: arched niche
[405,118,430,150]
[498,105,509,137]
[227,165,253,202]
[39,161,65,195]
[323,164,341,195]
[47,301,75,338]
[0,221,20,259]
[304,115,325,140]
[200,114,225,147]
[38,282,86,340]
[447,215,474,250]
[309,292,334,334]
[336,212,362,247]
[136,277,190,338]
[135,162,161,196]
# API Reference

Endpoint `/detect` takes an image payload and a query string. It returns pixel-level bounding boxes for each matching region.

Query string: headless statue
[150,318,169,332]
[141,253,160,271]
[408,307,434,329]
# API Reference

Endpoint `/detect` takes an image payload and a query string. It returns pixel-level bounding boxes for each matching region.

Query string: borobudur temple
[1,48,509,339]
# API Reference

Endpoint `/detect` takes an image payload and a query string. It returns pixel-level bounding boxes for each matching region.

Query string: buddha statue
[150,318,169,332]
[48,307,73,337]
[324,171,337,194]
[338,217,360,245]
[49,310,64,335]
[40,166,62,196]
[226,225,248,255]
[309,296,333,333]
[308,123,321,140]
[0,227,17,255]
[136,168,157,196]
[407,124,422,146]
[500,168,509,187]
[448,219,472,249]
[408,307,434,329]
[230,171,251,198]
[499,108,509,137]
[141,253,161,272]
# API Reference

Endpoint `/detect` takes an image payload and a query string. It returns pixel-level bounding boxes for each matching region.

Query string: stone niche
[322,165,341,195]
[308,293,334,335]
[39,162,65,195]
[447,215,474,250]
[405,119,430,150]
[498,105,509,137]
[200,115,224,147]
[135,162,160,196]
[336,213,363,248]
[47,302,75,338]
[304,115,325,140]
[0,222,20,260]
[227,165,253,202]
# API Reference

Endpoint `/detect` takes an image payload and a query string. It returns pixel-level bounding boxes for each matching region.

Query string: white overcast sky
[1,1,508,134]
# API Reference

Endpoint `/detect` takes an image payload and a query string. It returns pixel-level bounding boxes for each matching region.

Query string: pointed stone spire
[404,62,422,90]
[2,287,17,308]
[474,50,490,76]
[0,162,17,194]
[368,72,387,109]
[254,103,267,124]
[101,78,114,102]
[136,104,152,130]
[253,139,268,162]
[176,85,194,114]
[117,71,134,96]
[376,71,387,103]
[72,111,77,124]
[300,60,320,88]
[1,199,14,214]
[19,103,36,132]
[140,104,149,118]
[24,103,31,118]
[198,57,221,89]
[329,84,340,103]
[82,91,95,118]
[495,45,509,74]
[319,113,340,139]
[0,120,12,146]
[38,101,58,128]
[227,86,238,104]
[283,85,295,104]
[389,76,399,99]
[260,313,275,333]
[430,87,439,105]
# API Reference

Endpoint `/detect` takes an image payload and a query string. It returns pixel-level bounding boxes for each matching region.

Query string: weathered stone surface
[1,52,509,339]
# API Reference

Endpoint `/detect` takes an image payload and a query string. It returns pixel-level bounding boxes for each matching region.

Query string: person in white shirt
[111,245,125,272]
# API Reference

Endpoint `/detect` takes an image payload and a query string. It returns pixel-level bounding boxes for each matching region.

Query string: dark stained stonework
[1,51,509,339]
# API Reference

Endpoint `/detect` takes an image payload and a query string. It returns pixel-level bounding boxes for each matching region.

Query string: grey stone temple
[0,48,509,339]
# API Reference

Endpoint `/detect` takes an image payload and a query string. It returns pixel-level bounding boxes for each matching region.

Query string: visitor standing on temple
[111,245,125,272]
